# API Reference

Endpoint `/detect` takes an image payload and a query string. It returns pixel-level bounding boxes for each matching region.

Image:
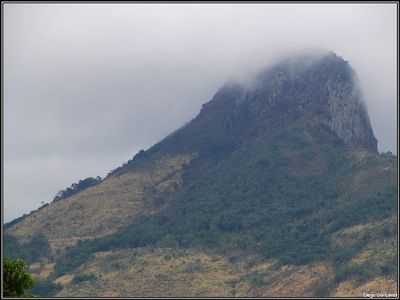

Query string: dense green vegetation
[3,257,34,297]
[30,279,62,297]
[72,273,97,284]
[4,233,50,263]
[54,119,396,282]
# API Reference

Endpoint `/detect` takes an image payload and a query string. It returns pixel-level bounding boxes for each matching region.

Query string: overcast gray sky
[4,3,397,222]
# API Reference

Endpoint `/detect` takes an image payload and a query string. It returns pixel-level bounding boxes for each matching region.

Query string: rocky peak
[205,51,378,153]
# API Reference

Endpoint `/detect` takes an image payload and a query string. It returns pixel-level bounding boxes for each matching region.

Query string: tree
[53,176,102,202]
[3,257,34,297]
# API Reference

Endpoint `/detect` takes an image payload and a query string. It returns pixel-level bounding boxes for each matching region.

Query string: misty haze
[3,3,398,298]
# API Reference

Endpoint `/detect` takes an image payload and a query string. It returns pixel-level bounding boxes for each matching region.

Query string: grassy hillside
[5,154,192,256]
[23,116,395,297]
[54,247,335,297]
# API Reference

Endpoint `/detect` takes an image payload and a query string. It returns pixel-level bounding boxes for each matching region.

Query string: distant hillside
[4,51,397,297]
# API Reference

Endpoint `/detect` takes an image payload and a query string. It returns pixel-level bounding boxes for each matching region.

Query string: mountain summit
[5,51,396,297]
[130,51,378,166]
[199,52,377,151]
[244,52,377,152]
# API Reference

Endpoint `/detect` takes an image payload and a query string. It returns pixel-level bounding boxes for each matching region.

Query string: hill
[4,51,397,297]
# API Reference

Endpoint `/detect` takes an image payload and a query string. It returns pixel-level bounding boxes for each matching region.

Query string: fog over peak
[4,3,397,221]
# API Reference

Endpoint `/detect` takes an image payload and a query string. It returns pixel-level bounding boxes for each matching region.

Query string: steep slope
[4,51,397,297]
[6,154,192,254]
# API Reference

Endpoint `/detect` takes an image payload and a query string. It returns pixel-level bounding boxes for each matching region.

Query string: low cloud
[4,3,397,221]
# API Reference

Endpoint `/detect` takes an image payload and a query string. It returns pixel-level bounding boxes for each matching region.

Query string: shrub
[3,257,34,297]
[72,273,97,284]
[30,280,62,297]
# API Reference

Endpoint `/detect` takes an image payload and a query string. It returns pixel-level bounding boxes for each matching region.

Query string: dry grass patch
[54,274,74,286]
[54,247,336,297]
[7,154,193,254]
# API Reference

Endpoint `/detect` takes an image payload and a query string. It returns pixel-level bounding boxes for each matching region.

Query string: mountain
[4,51,397,297]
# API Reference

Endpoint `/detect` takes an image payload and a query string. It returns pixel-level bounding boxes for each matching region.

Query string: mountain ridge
[127,51,378,166]
[4,51,396,297]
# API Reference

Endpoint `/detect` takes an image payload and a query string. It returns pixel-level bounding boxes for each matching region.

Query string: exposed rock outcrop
[215,51,378,152]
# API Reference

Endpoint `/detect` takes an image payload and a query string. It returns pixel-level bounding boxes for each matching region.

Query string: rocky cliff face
[208,52,378,153]
[324,67,377,152]
[126,51,378,175]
